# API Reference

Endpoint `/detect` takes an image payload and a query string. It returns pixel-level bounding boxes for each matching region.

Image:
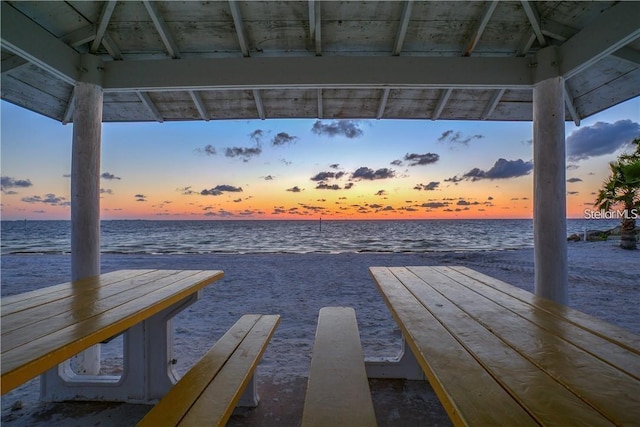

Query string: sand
[1,241,638,426]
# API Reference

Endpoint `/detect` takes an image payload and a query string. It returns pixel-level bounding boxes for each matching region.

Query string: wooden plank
[2,269,162,317]
[369,267,537,426]
[398,266,618,426]
[177,314,280,426]
[2,270,206,344]
[301,307,377,427]
[137,314,264,426]
[1,270,223,394]
[436,266,640,378]
[449,266,640,352]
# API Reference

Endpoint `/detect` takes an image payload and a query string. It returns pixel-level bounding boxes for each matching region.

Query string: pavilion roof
[1,1,639,124]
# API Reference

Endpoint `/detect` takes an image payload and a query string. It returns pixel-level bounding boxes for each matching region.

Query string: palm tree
[594,137,640,249]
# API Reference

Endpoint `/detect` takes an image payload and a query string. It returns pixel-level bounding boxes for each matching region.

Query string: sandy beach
[1,241,638,426]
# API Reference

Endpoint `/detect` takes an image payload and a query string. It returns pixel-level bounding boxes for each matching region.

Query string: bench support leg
[237,374,260,407]
[40,291,201,403]
[365,338,424,380]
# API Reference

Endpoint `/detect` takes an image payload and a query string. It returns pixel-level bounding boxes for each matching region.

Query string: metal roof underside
[1,1,639,124]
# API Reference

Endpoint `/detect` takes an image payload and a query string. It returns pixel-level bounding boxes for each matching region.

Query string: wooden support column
[71,81,103,282]
[533,75,568,305]
[70,78,103,375]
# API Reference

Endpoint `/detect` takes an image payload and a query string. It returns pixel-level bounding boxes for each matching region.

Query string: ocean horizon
[0,218,621,255]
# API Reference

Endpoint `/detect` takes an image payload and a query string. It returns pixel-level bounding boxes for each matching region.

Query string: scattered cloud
[390,159,403,166]
[414,182,440,191]
[264,175,275,181]
[438,130,484,145]
[135,194,147,202]
[197,145,217,156]
[329,163,340,169]
[404,153,439,166]
[101,172,121,180]
[567,177,583,183]
[21,193,69,206]
[225,146,262,161]
[352,167,396,180]
[201,185,243,196]
[272,132,299,146]
[310,171,346,181]
[178,186,197,195]
[100,188,113,195]
[375,190,387,196]
[315,183,342,190]
[1,176,33,193]
[250,129,264,143]
[311,120,364,139]
[287,186,303,193]
[567,119,640,161]
[449,158,533,182]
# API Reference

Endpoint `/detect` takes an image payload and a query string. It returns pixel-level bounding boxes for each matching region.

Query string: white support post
[41,80,104,398]
[533,76,568,305]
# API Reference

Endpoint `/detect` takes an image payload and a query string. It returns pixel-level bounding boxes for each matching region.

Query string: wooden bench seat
[370,265,640,426]
[137,314,280,427]
[301,307,377,427]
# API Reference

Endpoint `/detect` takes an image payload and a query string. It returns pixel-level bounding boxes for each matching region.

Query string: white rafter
[432,88,452,120]
[463,1,499,56]
[189,91,210,121]
[229,1,250,57]
[308,0,316,41]
[559,1,640,78]
[314,1,321,55]
[392,1,413,55]
[317,89,323,119]
[481,88,505,120]
[253,89,266,119]
[563,83,580,126]
[91,1,117,53]
[376,88,391,119]
[520,1,547,47]
[143,0,180,59]
[137,91,164,122]
[1,54,28,74]
[62,88,76,125]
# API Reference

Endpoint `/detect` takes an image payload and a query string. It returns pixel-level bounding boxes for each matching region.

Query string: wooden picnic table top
[370,265,640,426]
[1,269,223,395]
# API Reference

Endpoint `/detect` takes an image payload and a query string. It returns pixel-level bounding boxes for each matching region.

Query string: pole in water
[319,217,322,232]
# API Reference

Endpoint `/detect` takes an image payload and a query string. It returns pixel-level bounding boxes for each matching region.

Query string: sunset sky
[1,97,638,221]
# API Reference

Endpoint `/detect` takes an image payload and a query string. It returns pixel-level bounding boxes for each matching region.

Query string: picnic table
[369,265,640,426]
[1,269,223,402]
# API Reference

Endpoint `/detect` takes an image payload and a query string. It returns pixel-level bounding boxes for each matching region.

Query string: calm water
[0,219,621,255]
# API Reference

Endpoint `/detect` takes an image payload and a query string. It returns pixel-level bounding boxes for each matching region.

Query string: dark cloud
[352,167,396,180]
[315,183,342,190]
[135,194,147,202]
[178,186,197,195]
[438,130,484,145]
[1,176,33,193]
[287,186,303,193]
[566,164,580,171]
[444,176,462,184]
[310,171,346,181]
[344,182,354,190]
[567,177,583,183]
[421,202,449,209]
[390,159,403,166]
[250,129,264,143]
[460,158,533,181]
[100,188,113,195]
[414,182,440,191]
[311,120,364,138]
[196,145,217,156]
[272,132,299,146]
[264,175,275,181]
[21,193,68,206]
[567,120,640,161]
[329,164,340,169]
[201,185,243,196]
[568,191,579,195]
[404,153,439,166]
[375,190,387,196]
[280,158,292,166]
[225,146,262,161]
[101,172,121,180]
